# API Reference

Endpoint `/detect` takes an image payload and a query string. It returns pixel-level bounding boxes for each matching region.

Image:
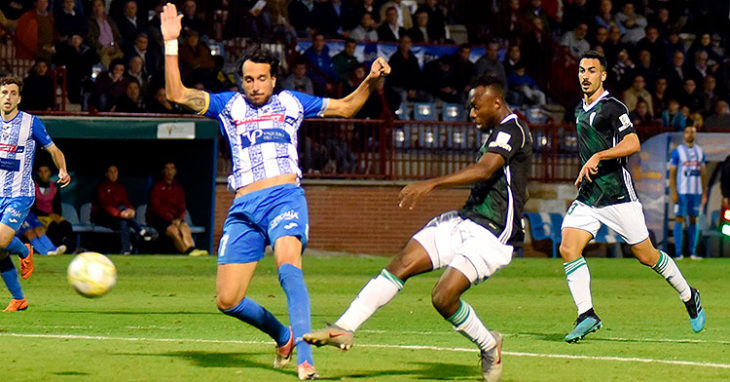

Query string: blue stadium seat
[394,102,409,120]
[524,212,562,258]
[79,202,114,233]
[442,103,464,121]
[413,102,437,121]
[136,204,147,225]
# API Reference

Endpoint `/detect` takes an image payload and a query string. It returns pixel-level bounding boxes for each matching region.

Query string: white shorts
[412,211,513,284]
[561,200,650,245]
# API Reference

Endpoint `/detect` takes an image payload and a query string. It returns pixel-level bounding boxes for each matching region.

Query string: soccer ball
[67,252,117,298]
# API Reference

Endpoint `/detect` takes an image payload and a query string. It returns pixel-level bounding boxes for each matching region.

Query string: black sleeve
[484,120,526,162]
[606,100,637,141]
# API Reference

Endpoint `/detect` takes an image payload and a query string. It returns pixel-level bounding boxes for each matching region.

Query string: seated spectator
[147,86,184,114]
[288,0,315,38]
[636,26,666,69]
[423,56,459,103]
[700,75,719,116]
[280,60,314,95]
[687,33,722,68]
[303,33,337,96]
[629,99,654,126]
[386,35,431,110]
[125,55,148,94]
[52,34,99,104]
[662,99,687,130]
[507,63,546,107]
[124,33,162,78]
[560,22,590,58]
[148,162,206,256]
[590,26,609,48]
[663,50,689,96]
[523,0,552,36]
[407,9,430,43]
[179,29,216,88]
[450,44,475,99]
[615,2,646,45]
[491,0,525,42]
[20,59,54,111]
[92,58,128,112]
[180,0,207,38]
[689,50,710,89]
[17,212,66,255]
[475,42,508,90]
[678,79,703,113]
[113,0,145,52]
[92,165,154,254]
[602,25,627,69]
[377,6,406,42]
[416,0,447,43]
[595,0,619,32]
[31,164,75,253]
[521,17,550,84]
[313,0,355,39]
[55,0,88,41]
[87,0,123,68]
[609,49,635,92]
[266,0,297,45]
[633,49,657,92]
[562,0,592,32]
[16,0,56,61]
[623,75,653,114]
[704,101,730,130]
[332,38,360,84]
[353,0,379,26]
[112,79,145,113]
[342,65,399,119]
[349,11,377,42]
[379,0,413,30]
[653,77,669,116]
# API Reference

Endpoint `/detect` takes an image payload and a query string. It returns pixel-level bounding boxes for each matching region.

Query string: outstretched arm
[161,3,209,113]
[323,57,390,118]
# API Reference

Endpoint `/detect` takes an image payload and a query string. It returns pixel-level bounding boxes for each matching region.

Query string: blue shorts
[217,184,309,265]
[0,197,34,232]
[17,212,42,235]
[674,194,701,217]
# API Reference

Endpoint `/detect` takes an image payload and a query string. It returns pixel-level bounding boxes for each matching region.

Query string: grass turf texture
[1,253,729,381]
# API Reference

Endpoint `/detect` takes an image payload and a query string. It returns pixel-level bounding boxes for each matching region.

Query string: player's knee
[430,287,457,316]
[559,242,580,260]
[216,293,242,311]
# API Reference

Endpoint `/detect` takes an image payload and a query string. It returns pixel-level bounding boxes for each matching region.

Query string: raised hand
[161,3,183,41]
[369,57,391,79]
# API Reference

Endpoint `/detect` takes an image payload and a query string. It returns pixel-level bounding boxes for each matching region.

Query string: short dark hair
[0,77,23,92]
[579,50,608,70]
[344,37,356,46]
[240,47,280,78]
[471,75,505,99]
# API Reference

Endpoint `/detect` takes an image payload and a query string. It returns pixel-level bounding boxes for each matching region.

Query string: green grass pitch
[1,253,729,381]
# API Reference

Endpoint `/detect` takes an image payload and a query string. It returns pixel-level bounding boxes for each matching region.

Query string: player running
[160,3,389,379]
[0,77,70,312]
[304,75,531,382]
[669,125,706,260]
[560,51,704,343]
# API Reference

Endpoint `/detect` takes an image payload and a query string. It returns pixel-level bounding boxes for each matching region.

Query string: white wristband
[164,39,178,55]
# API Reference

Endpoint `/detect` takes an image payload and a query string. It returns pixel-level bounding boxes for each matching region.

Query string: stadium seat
[523,212,561,258]
[185,209,206,234]
[413,102,437,121]
[394,102,409,120]
[79,202,114,233]
[442,103,464,121]
[136,205,147,225]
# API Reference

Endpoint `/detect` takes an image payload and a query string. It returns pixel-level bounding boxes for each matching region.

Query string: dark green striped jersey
[459,114,532,246]
[574,91,639,206]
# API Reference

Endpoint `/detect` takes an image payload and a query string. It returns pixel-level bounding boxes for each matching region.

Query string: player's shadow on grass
[336,361,475,380]
[515,331,566,342]
[54,310,219,316]
[125,350,296,377]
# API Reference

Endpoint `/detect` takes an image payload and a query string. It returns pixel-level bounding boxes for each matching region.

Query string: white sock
[652,250,692,301]
[335,269,403,332]
[448,300,496,352]
[563,257,593,315]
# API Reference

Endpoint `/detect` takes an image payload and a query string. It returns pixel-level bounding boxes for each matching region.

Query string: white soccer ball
[67,252,117,298]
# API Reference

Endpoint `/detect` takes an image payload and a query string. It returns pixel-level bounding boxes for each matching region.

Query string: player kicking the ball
[560,51,704,343]
[305,75,531,382]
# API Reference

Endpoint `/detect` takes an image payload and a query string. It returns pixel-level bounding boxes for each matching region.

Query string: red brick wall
[214,183,470,255]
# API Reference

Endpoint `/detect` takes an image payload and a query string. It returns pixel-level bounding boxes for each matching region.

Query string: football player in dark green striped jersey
[305,75,531,382]
[560,51,704,343]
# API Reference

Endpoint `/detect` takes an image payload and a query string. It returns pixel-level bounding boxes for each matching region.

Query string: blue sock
[5,237,29,258]
[39,235,57,252]
[30,238,52,255]
[673,223,683,257]
[278,263,313,366]
[688,222,697,256]
[0,256,23,299]
[222,297,290,346]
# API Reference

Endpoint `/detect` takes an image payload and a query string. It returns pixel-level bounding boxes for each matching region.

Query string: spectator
[560,22,590,58]
[1,0,30,20]
[92,58,128,111]
[562,0,592,32]
[266,0,297,45]
[615,2,647,45]
[144,3,164,54]
[602,25,627,69]
[377,6,406,42]
[407,9,430,43]
[148,162,206,256]
[678,79,702,113]
[595,0,619,32]
[87,0,123,68]
[92,164,153,255]
[54,0,88,40]
[633,49,657,92]
[652,77,669,116]
[415,0,447,43]
[125,55,148,94]
[423,56,459,103]
[349,11,377,42]
[353,0,379,26]
[636,26,666,69]
[700,75,719,116]
[664,31,685,65]
[650,7,673,36]
[662,99,687,130]
[687,33,722,68]
[288,0,315,38]
[379,0,413,30]
[147,86,183,114]
[179,29,216,88]
[504,44,521,76]
[523,0,551,36]
[590,26,609,48]
[15,0,56,61]
[474,41,507,90]
[663,50,689,97]
[17,212,66,255]
[386,35,430,110]
[32,164,75,252]
[521,17,550,85]
[20,58,54,111]
[303,33,337,96]
[124,33,161,78]
[450,44,475,98]
[629,99,654,126]
[313,0,355,39]
[112,78,145,113]
[332,38,360,85]
[52,33,98,104]
[180,0,207,38]
[689,50,709,89]
[609,48,635,92]
[113,0,145,52]
[280,60,314,95]
[342,65,399,119]
[507,63,546,107]
[704,100,730,130]
[492,0,525,41]
[623,75,653,114]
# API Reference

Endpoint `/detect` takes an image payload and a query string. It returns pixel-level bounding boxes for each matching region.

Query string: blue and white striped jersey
[203,90,328,191]
[0,111,54,198]
[670,144,705,195]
